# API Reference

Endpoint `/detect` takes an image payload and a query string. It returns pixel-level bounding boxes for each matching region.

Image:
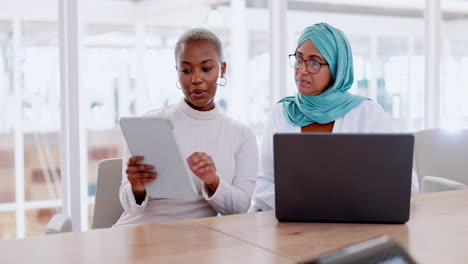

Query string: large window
[82,24,134,222]
[449,39,468,127]
[22,21,61,201]
[245,30,270,137]
[21,21,61,237]
[0,20,15,239]
[0,16,61,239]
[442,23,468,129]
[1,0,467,240]
[376,36,425,131]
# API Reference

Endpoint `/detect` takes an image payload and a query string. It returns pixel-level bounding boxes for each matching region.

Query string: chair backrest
[421,176,468,193]
[414,128,468,185]
[44,213,72,234]
[92,158,124,229]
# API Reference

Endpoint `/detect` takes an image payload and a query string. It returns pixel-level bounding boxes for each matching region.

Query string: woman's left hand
[187,152,220,194]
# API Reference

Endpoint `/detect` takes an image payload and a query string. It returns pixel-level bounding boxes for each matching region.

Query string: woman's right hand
[126,156,157,203]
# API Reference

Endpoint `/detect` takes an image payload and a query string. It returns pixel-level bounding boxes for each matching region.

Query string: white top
[254,100,420,211]
[114,99,258,226]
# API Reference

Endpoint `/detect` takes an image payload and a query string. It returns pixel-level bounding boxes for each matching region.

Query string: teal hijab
[279,23,369,126]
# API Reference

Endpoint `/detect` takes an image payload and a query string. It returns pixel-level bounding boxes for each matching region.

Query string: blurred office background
[0,0,467,239]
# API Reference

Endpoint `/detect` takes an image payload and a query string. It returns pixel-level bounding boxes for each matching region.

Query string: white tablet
[119,117,198,201]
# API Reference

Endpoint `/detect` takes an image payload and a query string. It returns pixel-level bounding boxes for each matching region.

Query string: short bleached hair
[175,28,224,62]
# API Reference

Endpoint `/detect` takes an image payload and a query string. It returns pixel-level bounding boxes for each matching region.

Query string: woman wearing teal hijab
[254,23,419,211]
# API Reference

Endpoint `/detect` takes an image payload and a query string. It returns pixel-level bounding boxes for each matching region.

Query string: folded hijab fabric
[280,22,370,126]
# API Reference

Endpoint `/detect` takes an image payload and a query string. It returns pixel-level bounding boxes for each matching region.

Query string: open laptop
[274,133,414,223]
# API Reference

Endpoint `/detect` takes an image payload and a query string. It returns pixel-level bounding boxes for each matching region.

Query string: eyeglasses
[288,54,328,74]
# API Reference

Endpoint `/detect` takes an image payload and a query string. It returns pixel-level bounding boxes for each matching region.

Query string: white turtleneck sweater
[113,99,258,227]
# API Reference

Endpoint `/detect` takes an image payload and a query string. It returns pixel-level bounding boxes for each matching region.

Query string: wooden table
[1,190,467,263]
[194,189,468,263]
[0,220,291,264]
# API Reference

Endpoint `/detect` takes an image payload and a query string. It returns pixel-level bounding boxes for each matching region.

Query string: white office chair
[247,200,260,213]
[44,213,72,234]
[414,128,468,193]
[45,158,124,233]
[92,158,124,229]
[421,176,468,193]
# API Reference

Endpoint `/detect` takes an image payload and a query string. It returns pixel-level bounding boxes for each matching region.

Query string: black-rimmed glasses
[288,54,328,74]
